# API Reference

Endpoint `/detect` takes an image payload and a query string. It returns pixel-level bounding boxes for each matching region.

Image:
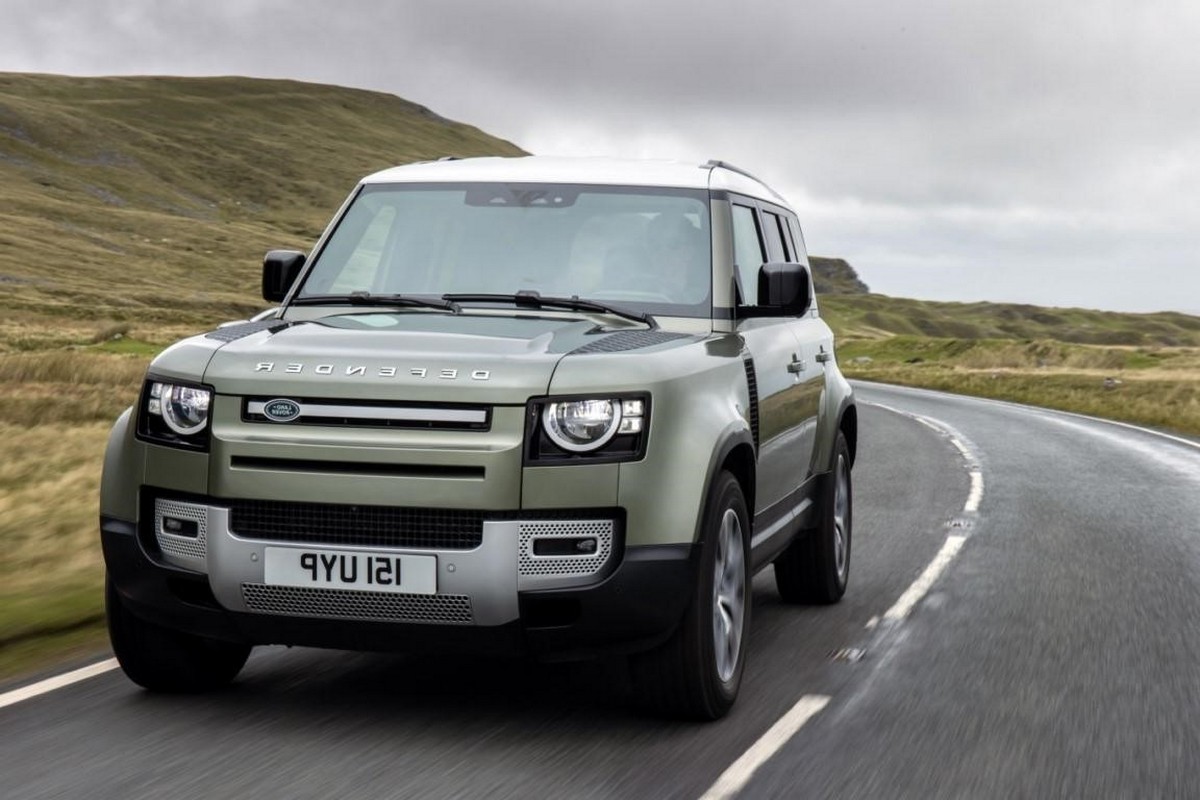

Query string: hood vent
[570,330,692,355]
[206,319,294,343]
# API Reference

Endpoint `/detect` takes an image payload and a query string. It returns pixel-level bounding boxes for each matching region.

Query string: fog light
[162,516,200,538]
[532,537,599,556]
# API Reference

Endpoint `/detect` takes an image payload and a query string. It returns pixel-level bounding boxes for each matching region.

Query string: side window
[731,204,764,305]
[762,211,788,262]
[785,216,808,263]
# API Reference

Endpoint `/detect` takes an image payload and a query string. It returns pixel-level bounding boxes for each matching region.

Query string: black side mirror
[262,250,306,303]
[756,262,811,315]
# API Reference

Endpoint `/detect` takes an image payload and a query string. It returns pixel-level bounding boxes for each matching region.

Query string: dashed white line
[862,400,983,624]
[864,400,984,516]
[698,695,831,800]
[700,401,983,799]
[0,659,118,711]
[883,535,967,622]
[965,469,984,514]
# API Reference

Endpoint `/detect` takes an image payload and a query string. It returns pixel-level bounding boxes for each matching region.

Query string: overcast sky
[3,0,1198,313]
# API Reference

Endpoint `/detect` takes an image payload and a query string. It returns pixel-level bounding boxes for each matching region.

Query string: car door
[764,208,825,479]
[729,201,813,523]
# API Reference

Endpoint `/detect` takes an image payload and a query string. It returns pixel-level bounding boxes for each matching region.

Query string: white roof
[361,156,791,208]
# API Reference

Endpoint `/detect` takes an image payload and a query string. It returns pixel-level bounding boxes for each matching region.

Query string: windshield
[296,182,712,318]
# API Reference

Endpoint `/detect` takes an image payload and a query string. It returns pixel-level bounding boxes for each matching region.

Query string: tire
[774,431,852,605]
[106,576,251,693]
[630,471,750,720]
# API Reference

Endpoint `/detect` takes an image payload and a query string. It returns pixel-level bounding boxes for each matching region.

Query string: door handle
[816,347,832,364]
[787,355,805,374]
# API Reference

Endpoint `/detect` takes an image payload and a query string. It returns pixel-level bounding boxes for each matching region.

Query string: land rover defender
[100,156,858,719]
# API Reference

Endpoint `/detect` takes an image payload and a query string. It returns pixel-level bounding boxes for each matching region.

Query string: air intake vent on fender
[742,356,760,450]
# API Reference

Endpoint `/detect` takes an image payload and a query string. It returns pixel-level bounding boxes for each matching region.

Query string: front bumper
[102,505,697,659]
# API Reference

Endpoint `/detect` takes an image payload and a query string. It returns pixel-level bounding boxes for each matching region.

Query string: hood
[196,312,612,404]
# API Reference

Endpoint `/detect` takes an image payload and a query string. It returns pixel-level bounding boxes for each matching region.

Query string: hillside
[0,72,525,334]
[821,293,1200,348]
[0,73,1197,678]
[810,256,869,295]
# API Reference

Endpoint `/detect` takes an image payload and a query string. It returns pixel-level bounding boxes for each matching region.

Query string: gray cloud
[2,0,1197,312]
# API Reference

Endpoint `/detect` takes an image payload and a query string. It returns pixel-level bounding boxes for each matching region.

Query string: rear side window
[786,217,808,262]
[731,204,764,306]
[762,211,788,262]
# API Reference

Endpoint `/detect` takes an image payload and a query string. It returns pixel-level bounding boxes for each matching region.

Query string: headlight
[543,399,621,452]
[138,379,214,450]
[530,395,648,461]
[152,383,212,435]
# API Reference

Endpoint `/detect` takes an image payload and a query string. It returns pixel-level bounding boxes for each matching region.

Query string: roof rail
[703,159,767,186]
[703,159,790,205]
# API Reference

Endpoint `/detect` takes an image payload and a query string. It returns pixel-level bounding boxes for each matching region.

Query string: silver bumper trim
[241,584,473,624]
[148,498,620,626]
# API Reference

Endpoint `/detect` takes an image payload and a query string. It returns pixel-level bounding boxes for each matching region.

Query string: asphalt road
[5,382,1200,799]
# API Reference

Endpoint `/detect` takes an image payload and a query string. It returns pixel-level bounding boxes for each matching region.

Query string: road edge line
[853,379,1200,453]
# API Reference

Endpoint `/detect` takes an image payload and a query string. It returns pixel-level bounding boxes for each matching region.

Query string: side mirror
[756,262,811,315]
[262,250,306,303]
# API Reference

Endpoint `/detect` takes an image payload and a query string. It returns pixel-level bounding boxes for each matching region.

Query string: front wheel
[106,576,250,692]
[774,431,852,604]
[630,471,750,720]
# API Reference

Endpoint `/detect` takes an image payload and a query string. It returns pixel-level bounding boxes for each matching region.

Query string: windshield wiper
[442,291,655,327]
[291,292,461,313]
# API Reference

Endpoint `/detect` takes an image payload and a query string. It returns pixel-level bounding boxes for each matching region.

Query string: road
[4,382,1200,799]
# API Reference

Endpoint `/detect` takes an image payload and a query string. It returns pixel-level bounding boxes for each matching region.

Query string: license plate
[264,547,437,595]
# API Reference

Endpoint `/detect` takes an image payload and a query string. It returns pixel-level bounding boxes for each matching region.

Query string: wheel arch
[693,427,756,545]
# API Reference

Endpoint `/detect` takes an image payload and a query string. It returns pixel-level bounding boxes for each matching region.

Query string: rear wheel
[106,576,250,692]
[630,471,750,720]
[774,431,852,604]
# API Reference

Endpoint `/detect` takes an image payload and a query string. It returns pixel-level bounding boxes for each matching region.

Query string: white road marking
[863,400,984,516]
[698,695,831,800]
[965,469,984,514]
[862,400,982,622]
[0,659,118,711]
[855,379,1200,454]
[883,535,967,621]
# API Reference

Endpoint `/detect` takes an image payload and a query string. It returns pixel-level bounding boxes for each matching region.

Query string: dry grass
[843,363,1200,435]
[0,424,112,650]
[0,349,149,673]
[0,351,148,426]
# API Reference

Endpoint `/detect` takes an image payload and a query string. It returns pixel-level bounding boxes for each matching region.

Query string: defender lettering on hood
[253,362,491,380]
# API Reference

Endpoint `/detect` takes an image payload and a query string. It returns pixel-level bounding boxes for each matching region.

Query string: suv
[100,156,857,719]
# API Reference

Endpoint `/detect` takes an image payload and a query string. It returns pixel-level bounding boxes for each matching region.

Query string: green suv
[100,156,857,719]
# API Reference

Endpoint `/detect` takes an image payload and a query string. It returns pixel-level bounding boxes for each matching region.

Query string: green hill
[0,72,525,332]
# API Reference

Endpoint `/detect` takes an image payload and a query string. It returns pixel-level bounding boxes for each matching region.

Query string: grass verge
[838,335,1200,436]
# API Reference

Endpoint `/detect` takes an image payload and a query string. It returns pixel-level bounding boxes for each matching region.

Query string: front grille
[242,584,473,624]
[228,500,483,549]
[242,397,491,431]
